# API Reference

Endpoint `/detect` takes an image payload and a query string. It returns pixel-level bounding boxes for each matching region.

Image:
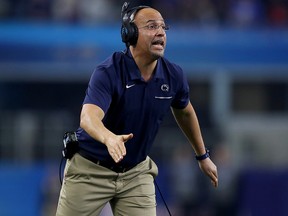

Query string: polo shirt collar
[124,49,165,81]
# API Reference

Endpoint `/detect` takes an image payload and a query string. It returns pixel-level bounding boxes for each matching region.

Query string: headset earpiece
[121,2,150,47]
[121,22,138,46]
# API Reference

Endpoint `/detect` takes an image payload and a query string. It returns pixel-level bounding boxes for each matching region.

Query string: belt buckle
[111,165,126,173]
[112,166,126,173]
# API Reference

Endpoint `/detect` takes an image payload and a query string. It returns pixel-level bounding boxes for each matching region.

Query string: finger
[210,171,218,187]
[122,133,133,142]
[114,148,124,162]
[118,133,133,157]
[111,151,122,163]
[211,177,218,187]
[118,142,126,157]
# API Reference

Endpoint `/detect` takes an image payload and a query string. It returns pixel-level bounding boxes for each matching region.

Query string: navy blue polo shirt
[76,50,189,168]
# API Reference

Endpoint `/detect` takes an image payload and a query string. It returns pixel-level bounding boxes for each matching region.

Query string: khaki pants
[56,153,158,216]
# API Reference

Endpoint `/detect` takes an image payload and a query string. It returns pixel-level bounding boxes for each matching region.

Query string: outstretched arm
[171,102,218,187]
[80,103,133,163]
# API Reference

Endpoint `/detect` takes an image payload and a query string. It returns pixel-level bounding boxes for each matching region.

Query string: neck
[129,47,158,81]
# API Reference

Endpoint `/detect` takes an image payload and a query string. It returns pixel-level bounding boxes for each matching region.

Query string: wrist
[195,148,210,161]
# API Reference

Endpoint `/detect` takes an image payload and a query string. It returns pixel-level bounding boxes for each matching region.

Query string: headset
[121,2,150,47]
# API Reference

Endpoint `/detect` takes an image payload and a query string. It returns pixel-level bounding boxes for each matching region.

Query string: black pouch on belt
[62,131,79,159]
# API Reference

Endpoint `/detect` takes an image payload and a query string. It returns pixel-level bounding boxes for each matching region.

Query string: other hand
[198,158,218,187]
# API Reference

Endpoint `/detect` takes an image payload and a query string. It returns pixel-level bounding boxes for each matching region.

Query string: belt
[78,150,133,173]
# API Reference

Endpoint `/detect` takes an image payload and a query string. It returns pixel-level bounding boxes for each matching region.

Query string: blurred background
[0,0,288,215]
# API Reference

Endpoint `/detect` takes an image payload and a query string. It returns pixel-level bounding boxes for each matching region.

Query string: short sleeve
[83,66,113,114]
[171,67,190,109]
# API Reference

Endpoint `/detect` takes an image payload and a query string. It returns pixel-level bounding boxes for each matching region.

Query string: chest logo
[126,84,135,89]
[161,84,169,92]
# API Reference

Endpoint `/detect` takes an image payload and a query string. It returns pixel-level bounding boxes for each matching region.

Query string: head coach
[56,2,218,216]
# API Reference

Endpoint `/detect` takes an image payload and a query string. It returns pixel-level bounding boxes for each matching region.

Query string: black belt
[78,150,133,173]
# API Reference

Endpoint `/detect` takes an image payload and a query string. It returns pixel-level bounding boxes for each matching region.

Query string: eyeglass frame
[137,23,170,31]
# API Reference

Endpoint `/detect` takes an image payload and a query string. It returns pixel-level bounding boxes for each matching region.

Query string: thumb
[122,133,133,142]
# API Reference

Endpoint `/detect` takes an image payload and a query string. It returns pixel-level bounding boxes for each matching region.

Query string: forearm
[80,104,115,145]
[80,104,133,163]
[173,103,218,187]
[172,102,206,156]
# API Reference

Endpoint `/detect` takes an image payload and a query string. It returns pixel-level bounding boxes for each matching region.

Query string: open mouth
[152,40,164,47]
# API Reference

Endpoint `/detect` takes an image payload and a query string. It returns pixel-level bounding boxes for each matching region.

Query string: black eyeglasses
[138,23,169,31]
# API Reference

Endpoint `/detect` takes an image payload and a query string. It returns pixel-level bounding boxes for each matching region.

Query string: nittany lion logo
[161,84,169,92]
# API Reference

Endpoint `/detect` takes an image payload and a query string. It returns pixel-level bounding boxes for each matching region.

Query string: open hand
[106,133,133,163]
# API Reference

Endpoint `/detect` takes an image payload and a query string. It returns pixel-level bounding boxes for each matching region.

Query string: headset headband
[121,2,149,23]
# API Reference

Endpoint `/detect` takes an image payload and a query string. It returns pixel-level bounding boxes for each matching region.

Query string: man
[56,2,218,216]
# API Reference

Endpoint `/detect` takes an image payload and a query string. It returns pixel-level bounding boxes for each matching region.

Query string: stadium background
[0,0,288,215]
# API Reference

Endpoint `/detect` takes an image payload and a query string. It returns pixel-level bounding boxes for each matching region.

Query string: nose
[156,26,165,35]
